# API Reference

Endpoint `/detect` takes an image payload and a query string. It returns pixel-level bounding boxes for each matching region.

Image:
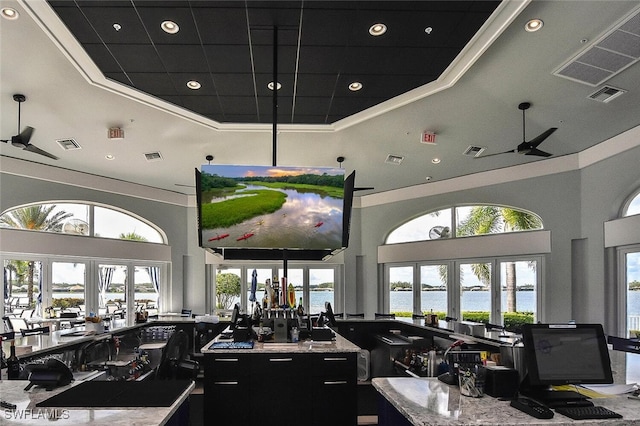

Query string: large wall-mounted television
[196,165,355,261]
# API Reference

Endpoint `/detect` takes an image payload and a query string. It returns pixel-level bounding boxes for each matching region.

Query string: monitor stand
[519,380,592,408]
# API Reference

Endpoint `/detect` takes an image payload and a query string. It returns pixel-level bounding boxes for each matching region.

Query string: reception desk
[201,331,361,425]
[373,377,640,425]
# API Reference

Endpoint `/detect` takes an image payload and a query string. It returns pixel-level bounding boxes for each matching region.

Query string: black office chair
[374,313,396,320]
[346,313,365,318]
[156,330,198,380]
[22,326,51,336]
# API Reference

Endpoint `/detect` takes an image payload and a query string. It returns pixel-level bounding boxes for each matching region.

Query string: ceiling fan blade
[527,127,557,149]
[23,144,59,160]
[525,148,552,157]
[475,149,517,158]
[19,126,35,145]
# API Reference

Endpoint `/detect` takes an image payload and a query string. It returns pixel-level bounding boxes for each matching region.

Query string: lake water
[203,184,343,249]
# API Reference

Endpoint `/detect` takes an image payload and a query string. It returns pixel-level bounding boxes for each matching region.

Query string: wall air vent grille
[588,85,627,103]
[56,138,81,150]
[554,7,640,86]
[385,154,404,165]
[463,146,486,157]
[144,151,163,161]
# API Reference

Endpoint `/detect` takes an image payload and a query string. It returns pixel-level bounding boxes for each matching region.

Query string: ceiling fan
[1,94,59,160]
[477,102,557,158]
[429,226,450,239]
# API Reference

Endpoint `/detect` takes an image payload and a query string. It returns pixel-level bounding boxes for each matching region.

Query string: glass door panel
[246,268,272,312]
[98,264,127,318]
[459,262,491,322]
[499,260,537,327]
[626,252,640,338]
[216,268,241,311]
[3,259,43,316]
[420,264,447,316]
[309,268,334,314]
[135,266,160,315]
[52,262,85,315]
[389,266,414,315]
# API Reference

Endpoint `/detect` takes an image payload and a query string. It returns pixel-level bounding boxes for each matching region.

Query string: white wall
[2,138,640,329]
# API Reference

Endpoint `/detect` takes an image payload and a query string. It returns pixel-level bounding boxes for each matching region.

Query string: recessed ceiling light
[186,80,201,90]
[524,19,543,32]
[1,7,19,20]
[268,81,282,91]
[161,20,179,34]
[348,82,363,92]
[113,23,122,31]
[105,154,115,160]
[369,23,387,36]
[431,158,441,164]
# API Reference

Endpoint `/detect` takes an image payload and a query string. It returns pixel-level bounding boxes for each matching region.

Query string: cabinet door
[203,354,251,422]
[206,376,252,423]
[250,354,306,423]
[310,354,357,426]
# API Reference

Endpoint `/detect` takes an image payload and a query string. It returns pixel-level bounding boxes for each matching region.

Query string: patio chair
[21,309,35,319]
[8,317,31,333]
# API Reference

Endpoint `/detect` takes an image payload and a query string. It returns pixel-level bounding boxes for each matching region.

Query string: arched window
[386,205,543,244]
[384,204,544,329]
[0,201,166,243]
[623,190,640,217]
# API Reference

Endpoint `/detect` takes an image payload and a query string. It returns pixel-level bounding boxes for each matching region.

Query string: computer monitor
[230,303,241,330]
[520,323,613,402]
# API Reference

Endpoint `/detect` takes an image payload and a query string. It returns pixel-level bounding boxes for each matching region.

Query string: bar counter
[200,330,361,354]
[0,379,193,425]
[373,377,640,425]
[201,330,361,425]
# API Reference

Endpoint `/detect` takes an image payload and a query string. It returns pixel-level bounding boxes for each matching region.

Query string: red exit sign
[421,131,436,144]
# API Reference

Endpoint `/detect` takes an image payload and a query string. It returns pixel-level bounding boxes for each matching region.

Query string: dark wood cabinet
[203,351,357,425]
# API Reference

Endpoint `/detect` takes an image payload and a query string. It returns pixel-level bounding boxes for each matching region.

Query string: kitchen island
[201,330,361,426]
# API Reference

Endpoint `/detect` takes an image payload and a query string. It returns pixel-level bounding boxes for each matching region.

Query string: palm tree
[1,205,72,306]
[119,231,148,241]
[457,206,541,312]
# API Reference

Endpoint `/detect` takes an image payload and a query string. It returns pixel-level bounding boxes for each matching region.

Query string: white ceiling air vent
[385,154,404,165]
[588,85,627,103]
[144,151,163,162]
[463,145,486,157]
[56,138,81,150]
[554,6,640,86]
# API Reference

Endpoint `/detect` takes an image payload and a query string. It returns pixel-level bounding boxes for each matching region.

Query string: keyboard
[209,341,254,349]
[555,405,622,420]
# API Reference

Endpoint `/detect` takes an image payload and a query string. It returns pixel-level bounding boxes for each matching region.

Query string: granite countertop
[200,331,361,354]
[0,379,193,425]
[372,377,640,425]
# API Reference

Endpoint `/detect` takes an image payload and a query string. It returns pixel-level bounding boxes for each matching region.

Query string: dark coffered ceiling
[47,1,500,124]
